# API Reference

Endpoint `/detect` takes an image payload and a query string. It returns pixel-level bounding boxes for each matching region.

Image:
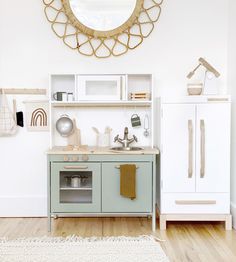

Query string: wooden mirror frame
[61,0,143,38]
[43,0,163,58]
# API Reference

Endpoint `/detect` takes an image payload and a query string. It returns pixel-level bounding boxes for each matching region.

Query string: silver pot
[71,176,81,188]
[56,114,74,137]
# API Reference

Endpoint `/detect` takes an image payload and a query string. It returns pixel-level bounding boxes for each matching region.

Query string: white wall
[228,0,236,228]
[0,0,229,216]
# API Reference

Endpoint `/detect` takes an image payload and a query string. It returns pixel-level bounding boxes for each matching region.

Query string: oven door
[50,162,101,213]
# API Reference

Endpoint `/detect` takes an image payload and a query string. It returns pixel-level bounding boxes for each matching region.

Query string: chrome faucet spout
[114,127,138,148]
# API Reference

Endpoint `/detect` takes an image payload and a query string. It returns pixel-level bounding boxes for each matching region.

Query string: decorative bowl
[187,87,203,95]
[187,83,203,96]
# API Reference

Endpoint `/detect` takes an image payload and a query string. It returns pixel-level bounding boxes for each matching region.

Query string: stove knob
[63,155,69,161]
[82,154,89,161]
[72,156,79,162]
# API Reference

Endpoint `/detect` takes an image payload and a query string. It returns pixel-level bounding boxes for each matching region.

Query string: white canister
[97,133,110,147]
[68,93,74,101]
[62,92,68,102]
[71,176,81,188]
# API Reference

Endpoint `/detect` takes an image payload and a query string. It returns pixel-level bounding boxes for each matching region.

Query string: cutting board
[67,119,81,148]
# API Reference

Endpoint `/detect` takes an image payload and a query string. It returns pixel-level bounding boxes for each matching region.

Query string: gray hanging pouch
[131,114,141,127]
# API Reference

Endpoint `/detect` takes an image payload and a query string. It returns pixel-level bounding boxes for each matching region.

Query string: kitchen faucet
[114,127,138,148]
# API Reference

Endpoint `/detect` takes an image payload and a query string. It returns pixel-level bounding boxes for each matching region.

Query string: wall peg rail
[0,88,46,95]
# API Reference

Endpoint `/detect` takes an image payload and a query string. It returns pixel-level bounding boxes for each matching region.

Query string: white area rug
[0,235,169,262]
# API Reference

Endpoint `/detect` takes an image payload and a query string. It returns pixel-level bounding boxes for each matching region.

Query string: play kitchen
[47,73,232,231]
[47,73,158,231]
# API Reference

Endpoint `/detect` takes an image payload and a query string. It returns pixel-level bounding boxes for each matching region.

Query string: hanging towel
[120,164,136,200]
[0,89,17,136]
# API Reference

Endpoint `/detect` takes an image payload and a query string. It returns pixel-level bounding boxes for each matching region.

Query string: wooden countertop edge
[46,147,160,155]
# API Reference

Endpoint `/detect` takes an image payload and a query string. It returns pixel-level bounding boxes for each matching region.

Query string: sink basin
[110,147,144,151]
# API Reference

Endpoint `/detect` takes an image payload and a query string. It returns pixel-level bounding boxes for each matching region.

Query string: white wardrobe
[157,96,232,230]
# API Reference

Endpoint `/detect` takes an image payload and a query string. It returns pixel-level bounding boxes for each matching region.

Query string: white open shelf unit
[50,74,153,105]
[49,73,155,149]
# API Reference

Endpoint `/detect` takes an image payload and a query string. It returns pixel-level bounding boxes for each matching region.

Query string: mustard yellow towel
[120,164,136,200]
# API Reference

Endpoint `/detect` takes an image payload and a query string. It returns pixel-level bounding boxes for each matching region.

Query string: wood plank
[0,217,236,262]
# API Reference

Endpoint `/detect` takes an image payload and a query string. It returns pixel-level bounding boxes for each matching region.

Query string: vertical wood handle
[188,120,193,178]
[200,120,205,178]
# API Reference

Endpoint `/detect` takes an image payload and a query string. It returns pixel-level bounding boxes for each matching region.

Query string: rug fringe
[0,235,165,243]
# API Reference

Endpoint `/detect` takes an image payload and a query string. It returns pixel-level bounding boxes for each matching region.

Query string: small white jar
[68,93,74,101]
[62,92,68,101]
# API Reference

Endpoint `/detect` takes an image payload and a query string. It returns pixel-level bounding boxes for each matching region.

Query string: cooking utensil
[65,176,71,187]
[187,83,203,96]
[53,92,66,101]
[71,176,81,188]
[67,93,74,101]
[92,126,112,147]
[56,114,74,137]
[81,176,88,185]
[143,114,150,137]
[105,126,112,134]
[92,127,99,134]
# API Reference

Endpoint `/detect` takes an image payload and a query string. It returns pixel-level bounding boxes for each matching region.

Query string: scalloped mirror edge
[43,0,164,58]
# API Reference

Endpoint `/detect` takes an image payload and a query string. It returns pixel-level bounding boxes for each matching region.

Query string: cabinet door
[161,104,196,193]
[102,162,152,213]
[196,104,230,193]
[51,162,101,213]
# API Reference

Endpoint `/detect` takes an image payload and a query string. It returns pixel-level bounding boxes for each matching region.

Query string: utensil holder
[96,133,110,147]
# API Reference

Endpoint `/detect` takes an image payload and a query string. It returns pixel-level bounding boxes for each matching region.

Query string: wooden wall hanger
[0,88,46,95]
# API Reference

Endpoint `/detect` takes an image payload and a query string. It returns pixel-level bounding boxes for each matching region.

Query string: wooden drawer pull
[175,200,216,205]
[188,120,193,178]
[208,98,229,102]
[200,120,205,178]
[64,166,88,170]
[115,165,139,169]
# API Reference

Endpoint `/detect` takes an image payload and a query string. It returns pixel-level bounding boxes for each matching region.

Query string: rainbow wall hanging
[25,100,49,131]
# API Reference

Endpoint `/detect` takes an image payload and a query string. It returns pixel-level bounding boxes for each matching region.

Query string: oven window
[59,171,92,204]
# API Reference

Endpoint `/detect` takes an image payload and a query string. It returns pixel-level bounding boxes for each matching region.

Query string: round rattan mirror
[43,0,163,58]
[62,0,140,38]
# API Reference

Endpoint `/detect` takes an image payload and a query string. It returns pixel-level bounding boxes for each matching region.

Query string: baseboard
[0,196,47,217]
[231,202,236,229]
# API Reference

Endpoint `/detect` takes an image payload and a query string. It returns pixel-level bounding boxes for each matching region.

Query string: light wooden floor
[0,217,235,262]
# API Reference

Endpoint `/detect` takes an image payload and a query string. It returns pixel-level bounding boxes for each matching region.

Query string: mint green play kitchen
[47,150,158,231]
[47,73,159,231]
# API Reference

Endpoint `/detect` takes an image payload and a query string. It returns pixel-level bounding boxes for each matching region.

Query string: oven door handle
[64,166,88,170]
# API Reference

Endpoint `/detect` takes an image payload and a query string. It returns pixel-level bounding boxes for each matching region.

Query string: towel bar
[115,165,139,169]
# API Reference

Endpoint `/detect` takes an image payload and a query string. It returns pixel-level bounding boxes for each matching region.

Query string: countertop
[46,146,160,155]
